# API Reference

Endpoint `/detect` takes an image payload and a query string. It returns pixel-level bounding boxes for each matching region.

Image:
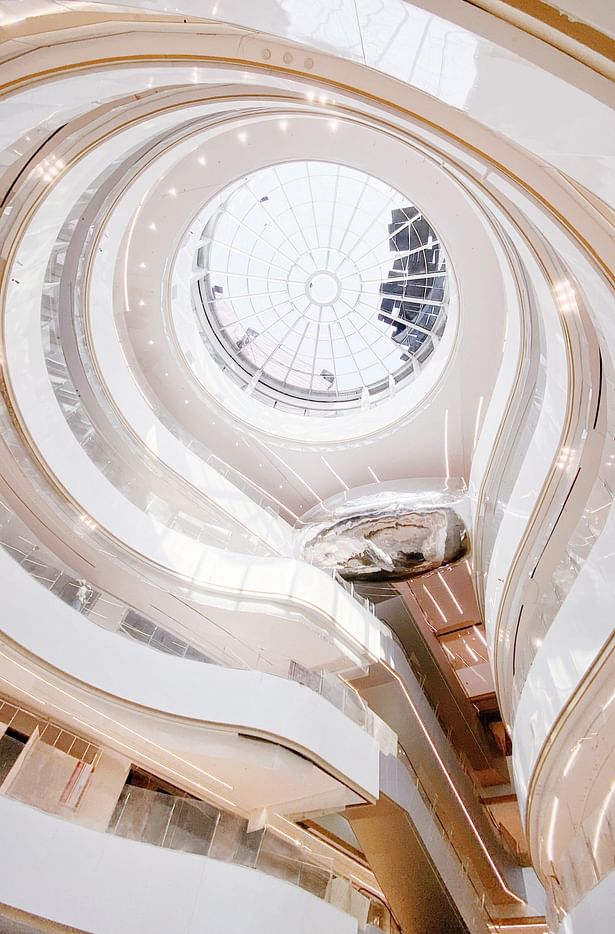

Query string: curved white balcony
[0,544,381,806]
[0,795,360,934]
[1,2,612,203]
[0,8,614,934]
[554,871,615,934]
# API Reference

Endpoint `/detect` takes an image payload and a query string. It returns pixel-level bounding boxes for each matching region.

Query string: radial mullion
[335,189,402,269]
[308,310,324,393]
[216,208,300,271]
[354,270,448,285]
[305,164,321,253]
[327,323,339,391]
[208,270,304,285]
[356,298,443,337]
[347,289,448,309]
[349,302,407,367]
[244,181,304,262]
[333,314,369,390]
[336,296,391,372]
[350,211,422,267]
[354,300,404,344]
[216,291,295,330]
[325,165,341,267]
[334,172,371,260]
[212,288,288,302]
[195,160,449,409]
[340,240,440,278]
[233,286,301,345]
[252,310,306,372]
[271,165,315,260]
[211,239,292,275]
[281,319,312,383]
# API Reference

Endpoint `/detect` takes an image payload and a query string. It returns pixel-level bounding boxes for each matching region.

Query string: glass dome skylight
[193,161,449,414]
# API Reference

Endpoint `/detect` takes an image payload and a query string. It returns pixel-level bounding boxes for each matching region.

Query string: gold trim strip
[0,46,611,283]
[0,24,613,900]
[467,0,615,70]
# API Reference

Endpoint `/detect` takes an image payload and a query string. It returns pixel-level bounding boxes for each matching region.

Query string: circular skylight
[193,161,449,414]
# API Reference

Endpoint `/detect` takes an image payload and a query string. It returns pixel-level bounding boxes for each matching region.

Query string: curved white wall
[1,7,615,932]
[5,0,611,204]
[480,242,569,664]
[512,504,615,810]
[3,115,386,667]
[0,548,380,801]
[557,872,615,934]
[474,159,615,905]
[0,795,358,934]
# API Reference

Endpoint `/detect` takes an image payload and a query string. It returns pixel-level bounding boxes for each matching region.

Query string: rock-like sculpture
[296,482,469,582]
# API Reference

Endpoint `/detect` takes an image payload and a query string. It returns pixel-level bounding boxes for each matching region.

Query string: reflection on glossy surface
[33,0,612,202]
[297,481,469,580]
[195,160,448,412]
[356,0,478,108]
[87,0,365,59]
[545,779,615,927]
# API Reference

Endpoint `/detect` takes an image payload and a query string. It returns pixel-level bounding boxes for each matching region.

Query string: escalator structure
[339,574,541,933]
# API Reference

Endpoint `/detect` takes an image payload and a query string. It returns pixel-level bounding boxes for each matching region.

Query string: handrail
[107,784,396,926]
[46,234,272,556]
[472,233,603,724]
[107,785,396,934]
[3,121,296,558]
[544,790,615,929]
[396,745,496,932]
[63,141,301,531]
[376,628,529,916]
[0,776,392,926]
[0,484,393,747]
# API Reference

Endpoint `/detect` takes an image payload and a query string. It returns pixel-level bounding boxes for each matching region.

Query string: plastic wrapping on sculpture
[295,480,470,582]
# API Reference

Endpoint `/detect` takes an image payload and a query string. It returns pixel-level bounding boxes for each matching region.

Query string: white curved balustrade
[0,545,381,803]
[0,9,614,934]
[554,872,615,934]
[2,1,612,203]
[0,795,359,934]
[467,154,615,916]
[1,115,391,674]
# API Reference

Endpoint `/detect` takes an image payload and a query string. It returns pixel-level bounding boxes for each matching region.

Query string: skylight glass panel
[194,161,449,413]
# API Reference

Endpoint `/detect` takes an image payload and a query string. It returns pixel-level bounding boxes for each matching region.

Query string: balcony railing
[107,783,399,930]
[109,784,331,891]
[397,745,496,934]
[0,491,396,749]
[545,775,615,927]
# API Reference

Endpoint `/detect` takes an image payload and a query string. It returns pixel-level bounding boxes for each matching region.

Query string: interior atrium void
[194,161,448,412]
[0,3,613,934]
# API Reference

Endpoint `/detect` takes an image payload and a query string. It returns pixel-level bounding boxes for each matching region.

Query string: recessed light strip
[320,456,349,492]
[437,570,463,615]
[0,654,234,797]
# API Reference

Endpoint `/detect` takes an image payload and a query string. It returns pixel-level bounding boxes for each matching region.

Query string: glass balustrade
[361,899,402,934]
[473,237,544,598]
[397,745,496,933]
[545,791,615,925]
[0,296,386,745]
[4,146,385,617]
[43,272,265,556]
[473,254,614,716]
[0,693,396,927]
[510,449,614,711]
[20,203,383,606]
[4,771,394,926]
[0,489,386,741]
[42,179,297,541]
[0,395,498,929]
[38,167,279,551]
